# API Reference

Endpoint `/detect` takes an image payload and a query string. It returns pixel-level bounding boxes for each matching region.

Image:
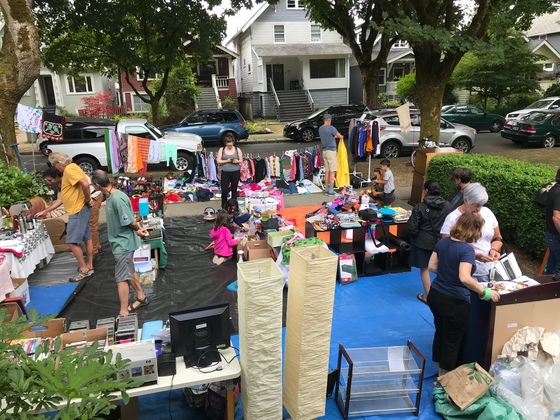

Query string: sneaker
[215,256,226,266]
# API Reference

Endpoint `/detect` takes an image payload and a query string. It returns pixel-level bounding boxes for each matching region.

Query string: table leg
[226,379,235,420]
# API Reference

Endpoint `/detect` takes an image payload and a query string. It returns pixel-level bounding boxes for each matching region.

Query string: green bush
[544,83,560,97]
[426,154,555,259]
[0,163,50,208]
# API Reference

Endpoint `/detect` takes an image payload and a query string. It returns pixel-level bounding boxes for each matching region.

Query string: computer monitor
[169,302,230,368]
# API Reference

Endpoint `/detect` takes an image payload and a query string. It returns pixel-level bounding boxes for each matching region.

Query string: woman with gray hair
[440,182,504,282]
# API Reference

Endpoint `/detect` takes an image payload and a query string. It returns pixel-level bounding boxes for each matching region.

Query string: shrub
[544,83,560,97]
[222,95,236,109]
[80,92,115,118]
[426,154,555,259]
[0,163,50,207]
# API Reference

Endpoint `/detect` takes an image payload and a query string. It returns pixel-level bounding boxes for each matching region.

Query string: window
[393,40,409,48]
[206,113,223,123]
[311,25,321,43]
[199,62,217,78]
[392,68,404,80]
[274,25,285,43]
[310,59,345,78]
[287,0,304,9]
[378,68,387,86]
[67,75,93,93]
[543,63,554,72]
[136,67,160,80]
[186,113,204,124]
[248,64,251,74]
[133,95,150,113]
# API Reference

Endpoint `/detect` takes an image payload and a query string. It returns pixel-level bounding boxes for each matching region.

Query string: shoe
[212,255,219,264]
[417,293,428,305]
[215,256,226,266]
[326,190,337,196]
[69,268,94,283]
[127,296,149,312]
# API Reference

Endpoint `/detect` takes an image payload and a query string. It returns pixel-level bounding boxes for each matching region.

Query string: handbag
[489,252,522,281]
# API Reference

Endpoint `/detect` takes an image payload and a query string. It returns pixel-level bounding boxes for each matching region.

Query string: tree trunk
[413,47,462,143]
[0,0,41,168]
[151,98,160,126]
[361,64,380,109]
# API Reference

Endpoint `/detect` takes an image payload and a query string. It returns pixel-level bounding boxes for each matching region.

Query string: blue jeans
[545,232,560,274]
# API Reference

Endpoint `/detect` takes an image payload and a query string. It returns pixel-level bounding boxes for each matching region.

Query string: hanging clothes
[163,144,177,167]
[207,153,218,182]
[17,104,42,134]
[117,132,129,173]
[253,157,267,183]
[335,139,350,188]
[136,137,151,174]
[109,130,120,174]
[41,112,65,141]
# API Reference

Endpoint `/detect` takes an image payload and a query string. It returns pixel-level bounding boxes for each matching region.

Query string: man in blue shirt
[318,114,344,196]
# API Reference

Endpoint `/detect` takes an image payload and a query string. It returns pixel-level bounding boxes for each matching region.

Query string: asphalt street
[21,131,504,173]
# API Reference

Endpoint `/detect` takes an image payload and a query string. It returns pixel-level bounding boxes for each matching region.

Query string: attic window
[287,0,304,9]
[392,40,408,48]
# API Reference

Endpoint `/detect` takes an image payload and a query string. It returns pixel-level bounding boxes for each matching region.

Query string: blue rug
[28,284,79,317]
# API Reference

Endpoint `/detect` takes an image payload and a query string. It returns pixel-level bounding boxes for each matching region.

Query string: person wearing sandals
[408,180,451,304]
[48,152,94,282]
[90,170,149,317]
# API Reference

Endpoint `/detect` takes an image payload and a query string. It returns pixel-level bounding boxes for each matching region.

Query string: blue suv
[160,109,249,144]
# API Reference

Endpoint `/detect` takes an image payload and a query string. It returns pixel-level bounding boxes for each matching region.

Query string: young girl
[226,198,251,232]
[210,211,239,265]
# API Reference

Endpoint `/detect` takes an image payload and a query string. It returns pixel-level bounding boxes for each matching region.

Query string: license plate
[512,126,519,131]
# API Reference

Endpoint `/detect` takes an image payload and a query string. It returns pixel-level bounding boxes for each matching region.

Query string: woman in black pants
[217,139,243,209]
[427,212,500,377]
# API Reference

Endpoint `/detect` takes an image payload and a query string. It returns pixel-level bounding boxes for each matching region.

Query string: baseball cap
[323,113,332,120]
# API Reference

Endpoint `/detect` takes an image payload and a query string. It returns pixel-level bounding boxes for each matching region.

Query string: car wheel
[221,131,238,145]
[380,141,401,158]
[452,138,471,153]
[542,135,557,148]
[490,120,503,132]
[39,141,49,156]
[74,157,98,175]
[174,151,195,172]
[300,128,316,142]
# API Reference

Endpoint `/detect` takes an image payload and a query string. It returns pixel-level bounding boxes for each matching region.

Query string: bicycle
[410,136,437,168]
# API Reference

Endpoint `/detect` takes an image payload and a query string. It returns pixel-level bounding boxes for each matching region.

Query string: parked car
[505,97,560,120]
[500,110,560,148]
[283,104,368,142]
[38,117,116,156]
[441,104,505,132]
[47,118,203,173]
[361,109,477,158]
[160,109,249,144]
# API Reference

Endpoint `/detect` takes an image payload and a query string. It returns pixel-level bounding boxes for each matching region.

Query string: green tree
[35,0,239,125]
[396,73,457,105]
[382,0,558,142]
[0,3,41,168]
[452,35,542,109]
[296,0,402,108]
[544,83,560,97]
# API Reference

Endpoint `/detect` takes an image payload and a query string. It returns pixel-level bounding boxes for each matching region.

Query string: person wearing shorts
[373,159,395,206]
[318,113,344,196]
[48,152,94,282]
[91,170,149,317]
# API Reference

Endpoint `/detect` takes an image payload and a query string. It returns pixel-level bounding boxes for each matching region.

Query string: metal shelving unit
[335,341,426,418]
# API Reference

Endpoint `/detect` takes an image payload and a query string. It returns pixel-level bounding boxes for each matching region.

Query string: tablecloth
[0,221,55,279]
[0,261,14,301]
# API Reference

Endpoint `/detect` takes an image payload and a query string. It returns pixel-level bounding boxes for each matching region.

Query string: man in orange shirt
[48,152,94,282]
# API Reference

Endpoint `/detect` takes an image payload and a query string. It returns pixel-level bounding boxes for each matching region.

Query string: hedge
[426,154,556,259]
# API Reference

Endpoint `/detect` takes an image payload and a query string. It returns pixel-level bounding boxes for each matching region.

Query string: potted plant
[0,163,50,208]
[0,309,142,419]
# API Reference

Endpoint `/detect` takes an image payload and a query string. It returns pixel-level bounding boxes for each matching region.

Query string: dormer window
[393,40,408,48]
[287,0,304,9]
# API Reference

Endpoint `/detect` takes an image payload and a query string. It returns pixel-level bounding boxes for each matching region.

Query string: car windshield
[526,99,554,109]
[146,121,164,137]
[521,111,552,123]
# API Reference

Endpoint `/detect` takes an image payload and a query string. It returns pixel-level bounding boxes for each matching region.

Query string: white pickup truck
[45,118,203,174]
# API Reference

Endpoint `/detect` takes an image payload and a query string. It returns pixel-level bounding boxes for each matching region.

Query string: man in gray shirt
[318,114,344,196]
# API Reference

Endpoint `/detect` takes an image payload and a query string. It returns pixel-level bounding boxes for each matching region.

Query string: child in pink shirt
[210,211,239,265]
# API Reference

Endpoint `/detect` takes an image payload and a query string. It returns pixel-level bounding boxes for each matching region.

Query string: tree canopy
[35,0,246,124]
[452,35,542,109]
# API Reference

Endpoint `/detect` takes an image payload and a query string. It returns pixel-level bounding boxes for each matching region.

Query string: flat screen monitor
[169,302,230,368]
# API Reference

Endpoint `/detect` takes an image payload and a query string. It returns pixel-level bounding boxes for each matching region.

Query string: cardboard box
[0,301,24,324]
[61,327,109,351]
[267,230,295,248]
[437,362,493,411]
[338,254,358,284]
[245,240,272,261]
[108,340,158,385]
[133,244,151,263]
[8,277,30,307]
[21,318,66,339]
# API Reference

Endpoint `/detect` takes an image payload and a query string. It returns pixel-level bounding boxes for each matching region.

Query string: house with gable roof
[227,1,353,121]
[524,9,560,90]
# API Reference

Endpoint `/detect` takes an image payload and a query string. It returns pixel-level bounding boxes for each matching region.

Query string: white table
[0,222,55,278]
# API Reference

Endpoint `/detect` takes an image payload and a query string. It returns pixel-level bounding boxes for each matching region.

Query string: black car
[283,104,368,142]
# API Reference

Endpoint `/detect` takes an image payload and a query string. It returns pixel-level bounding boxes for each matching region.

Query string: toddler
[226,198,251,232]
[210,211,239,265]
